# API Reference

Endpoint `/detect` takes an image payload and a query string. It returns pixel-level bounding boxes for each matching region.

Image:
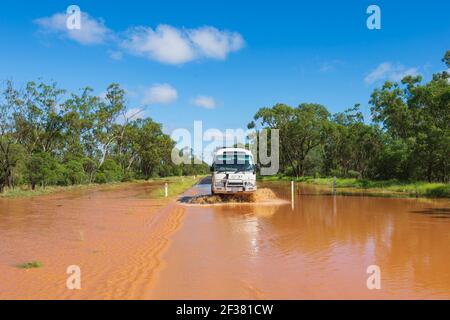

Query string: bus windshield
[213,154,254,173]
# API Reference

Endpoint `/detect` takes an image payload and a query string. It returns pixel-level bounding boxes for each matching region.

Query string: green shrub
[424,184,450,198]
[347,170,361,179]
[64,160,87,185]
[95,159,123,183]
[27,152,64,188]
[17,261,43,269]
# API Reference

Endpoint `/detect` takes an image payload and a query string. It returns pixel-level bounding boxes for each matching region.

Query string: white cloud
[365,62,419,84]
[319,60,343,73]
[34,12,111,45]
[121,24,245,64]
[188,27,244,59]
[122,25,195,64]
[125,108,145,120]
[142,83,178,105]
[192,95,217,109]
[364,62,391,84]
[98,91,107,101]
[35,10,244,64]
[108,50,123,60]
[390,67,419,82]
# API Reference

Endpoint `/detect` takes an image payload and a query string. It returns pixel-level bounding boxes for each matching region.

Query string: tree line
[0,81,208,192]
[249,51,450,182]
[1,52,448,193]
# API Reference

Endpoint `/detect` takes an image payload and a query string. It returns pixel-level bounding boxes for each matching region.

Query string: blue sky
[1,0,449,135]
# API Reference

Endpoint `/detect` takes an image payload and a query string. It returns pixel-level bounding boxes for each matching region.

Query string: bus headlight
[215,180,224,187]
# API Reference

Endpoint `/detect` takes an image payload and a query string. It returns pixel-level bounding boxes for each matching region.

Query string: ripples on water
[1,181,449,299]
[151,181,450,299]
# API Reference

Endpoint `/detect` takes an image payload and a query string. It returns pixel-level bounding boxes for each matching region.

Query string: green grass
[0,183,122,199]
[1,185,68,198]
[17,261,43,269]
[0,176,205,199]
[149,176,204,199]
[258,175,450,198]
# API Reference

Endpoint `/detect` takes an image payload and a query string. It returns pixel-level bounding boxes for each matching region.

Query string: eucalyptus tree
[0,80,24,190]
[370,52,450,181]
[252,103,330,177]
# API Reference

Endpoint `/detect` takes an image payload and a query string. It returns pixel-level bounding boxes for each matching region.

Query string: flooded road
[0,183,185,299]
[150,181,450,299]
[1,180,449,299]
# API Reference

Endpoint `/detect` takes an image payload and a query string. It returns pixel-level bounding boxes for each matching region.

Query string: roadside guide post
[164,183,168,198]
[291,180,295,210]
[333,176,337,195]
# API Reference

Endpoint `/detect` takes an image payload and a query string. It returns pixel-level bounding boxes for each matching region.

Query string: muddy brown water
[150,181,450,299]
[0,182,182,299]
[0,180,449,299]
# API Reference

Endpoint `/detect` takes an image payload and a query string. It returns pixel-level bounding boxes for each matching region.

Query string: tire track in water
[92,202,186,299]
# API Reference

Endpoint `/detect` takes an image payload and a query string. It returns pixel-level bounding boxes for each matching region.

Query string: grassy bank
[149,175,204,199]
[259,175,450,198]
[0,183,114,198]
[0,176,204,199]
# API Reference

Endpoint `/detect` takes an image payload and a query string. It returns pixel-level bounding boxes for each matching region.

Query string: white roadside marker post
[164,183,168,198]
[291,180,295,210]
[333,176,337,195]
